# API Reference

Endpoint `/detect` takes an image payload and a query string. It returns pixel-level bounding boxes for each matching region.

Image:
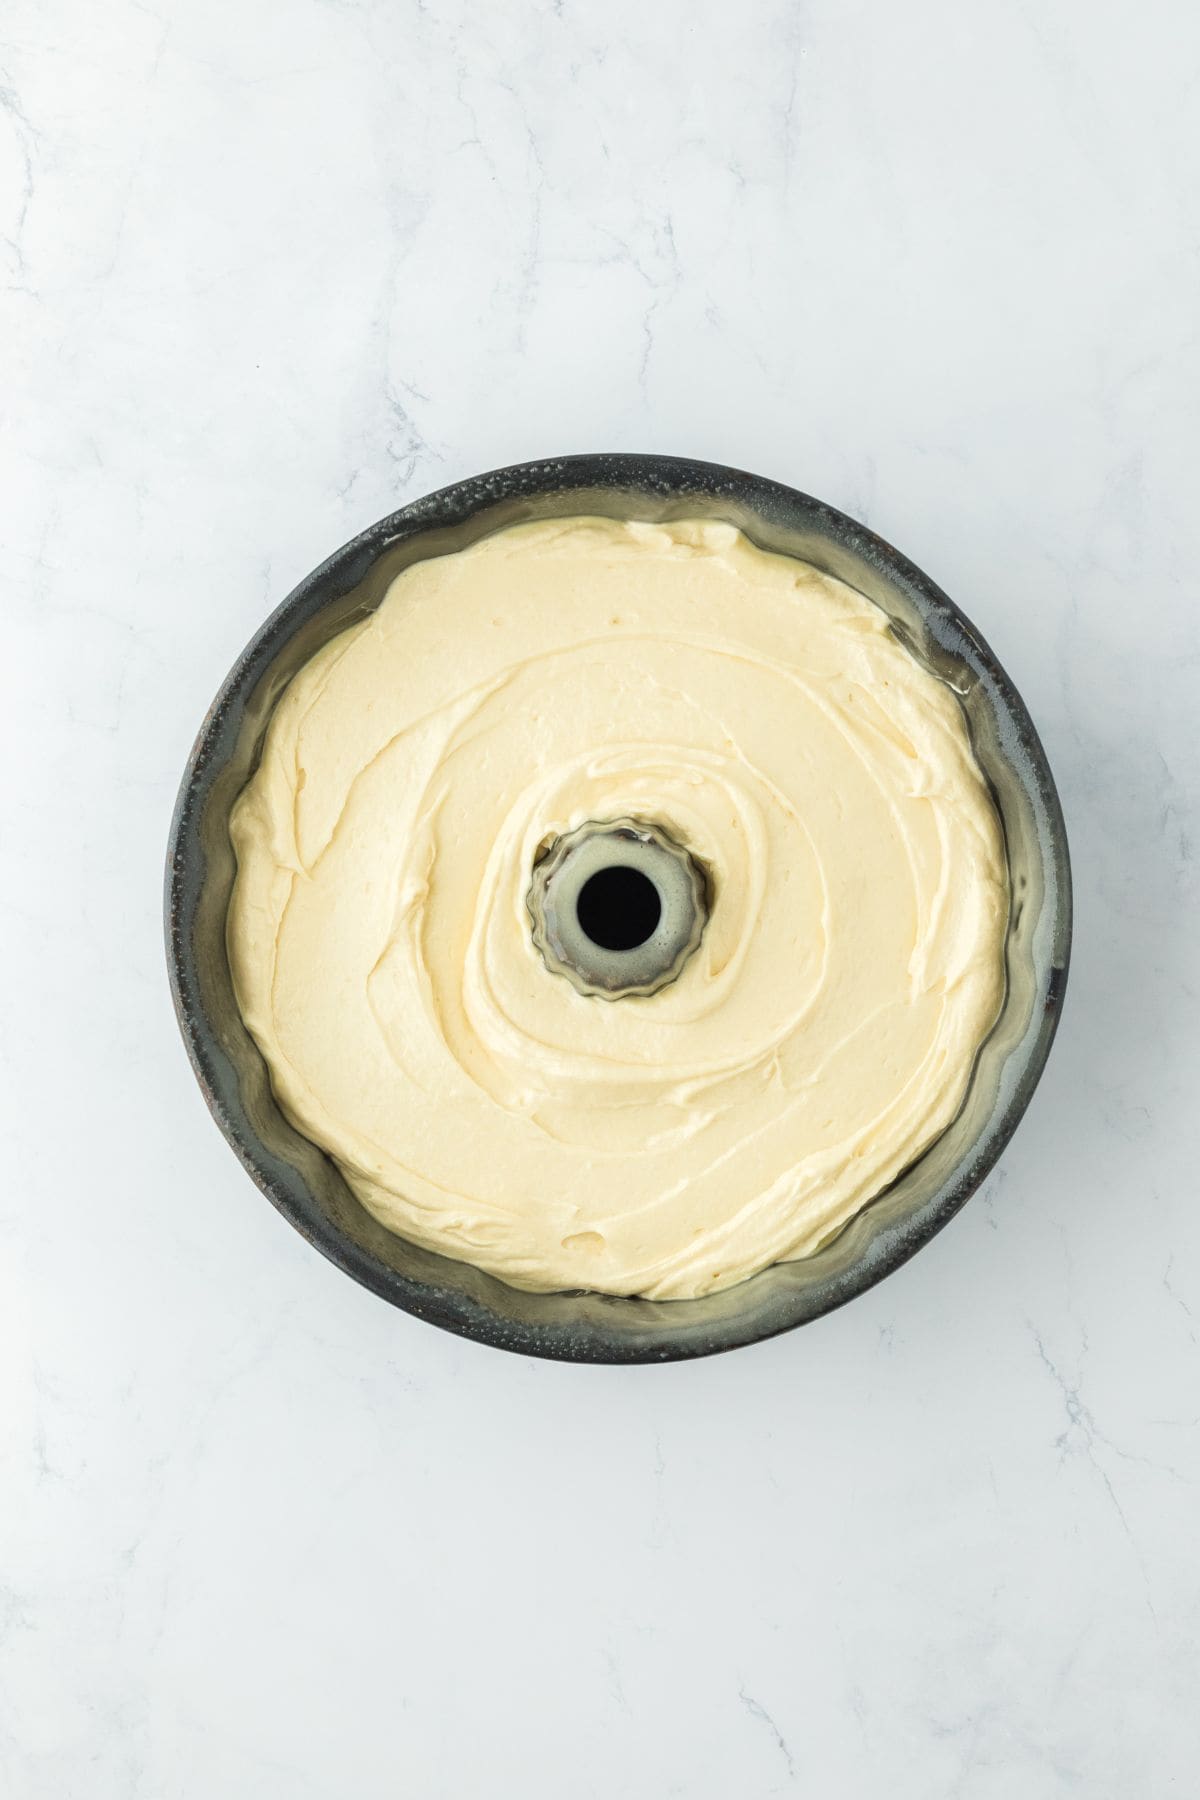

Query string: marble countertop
[4,0,1199,1793]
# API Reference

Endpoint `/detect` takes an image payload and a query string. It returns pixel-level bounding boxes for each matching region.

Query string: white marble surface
[4,0,1199,1792]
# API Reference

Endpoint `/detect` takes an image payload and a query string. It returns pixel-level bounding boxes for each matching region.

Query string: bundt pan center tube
[165,454,1071,1362]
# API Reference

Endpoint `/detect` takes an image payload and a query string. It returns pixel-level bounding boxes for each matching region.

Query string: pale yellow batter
[228,517,1007,1299]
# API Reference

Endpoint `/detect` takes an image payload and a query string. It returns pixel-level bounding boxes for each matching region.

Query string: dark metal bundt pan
[165,455,1071,1362]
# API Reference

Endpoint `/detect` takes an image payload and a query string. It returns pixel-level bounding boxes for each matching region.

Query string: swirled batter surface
[228,518,1007,1298]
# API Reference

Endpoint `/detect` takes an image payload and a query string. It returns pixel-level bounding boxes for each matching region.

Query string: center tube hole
[575,865,662,952]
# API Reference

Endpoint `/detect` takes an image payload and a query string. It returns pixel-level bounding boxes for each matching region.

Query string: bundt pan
[165,454,1071,1362]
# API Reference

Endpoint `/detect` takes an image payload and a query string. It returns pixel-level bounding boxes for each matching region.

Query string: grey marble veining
[2,0,1198,1794]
